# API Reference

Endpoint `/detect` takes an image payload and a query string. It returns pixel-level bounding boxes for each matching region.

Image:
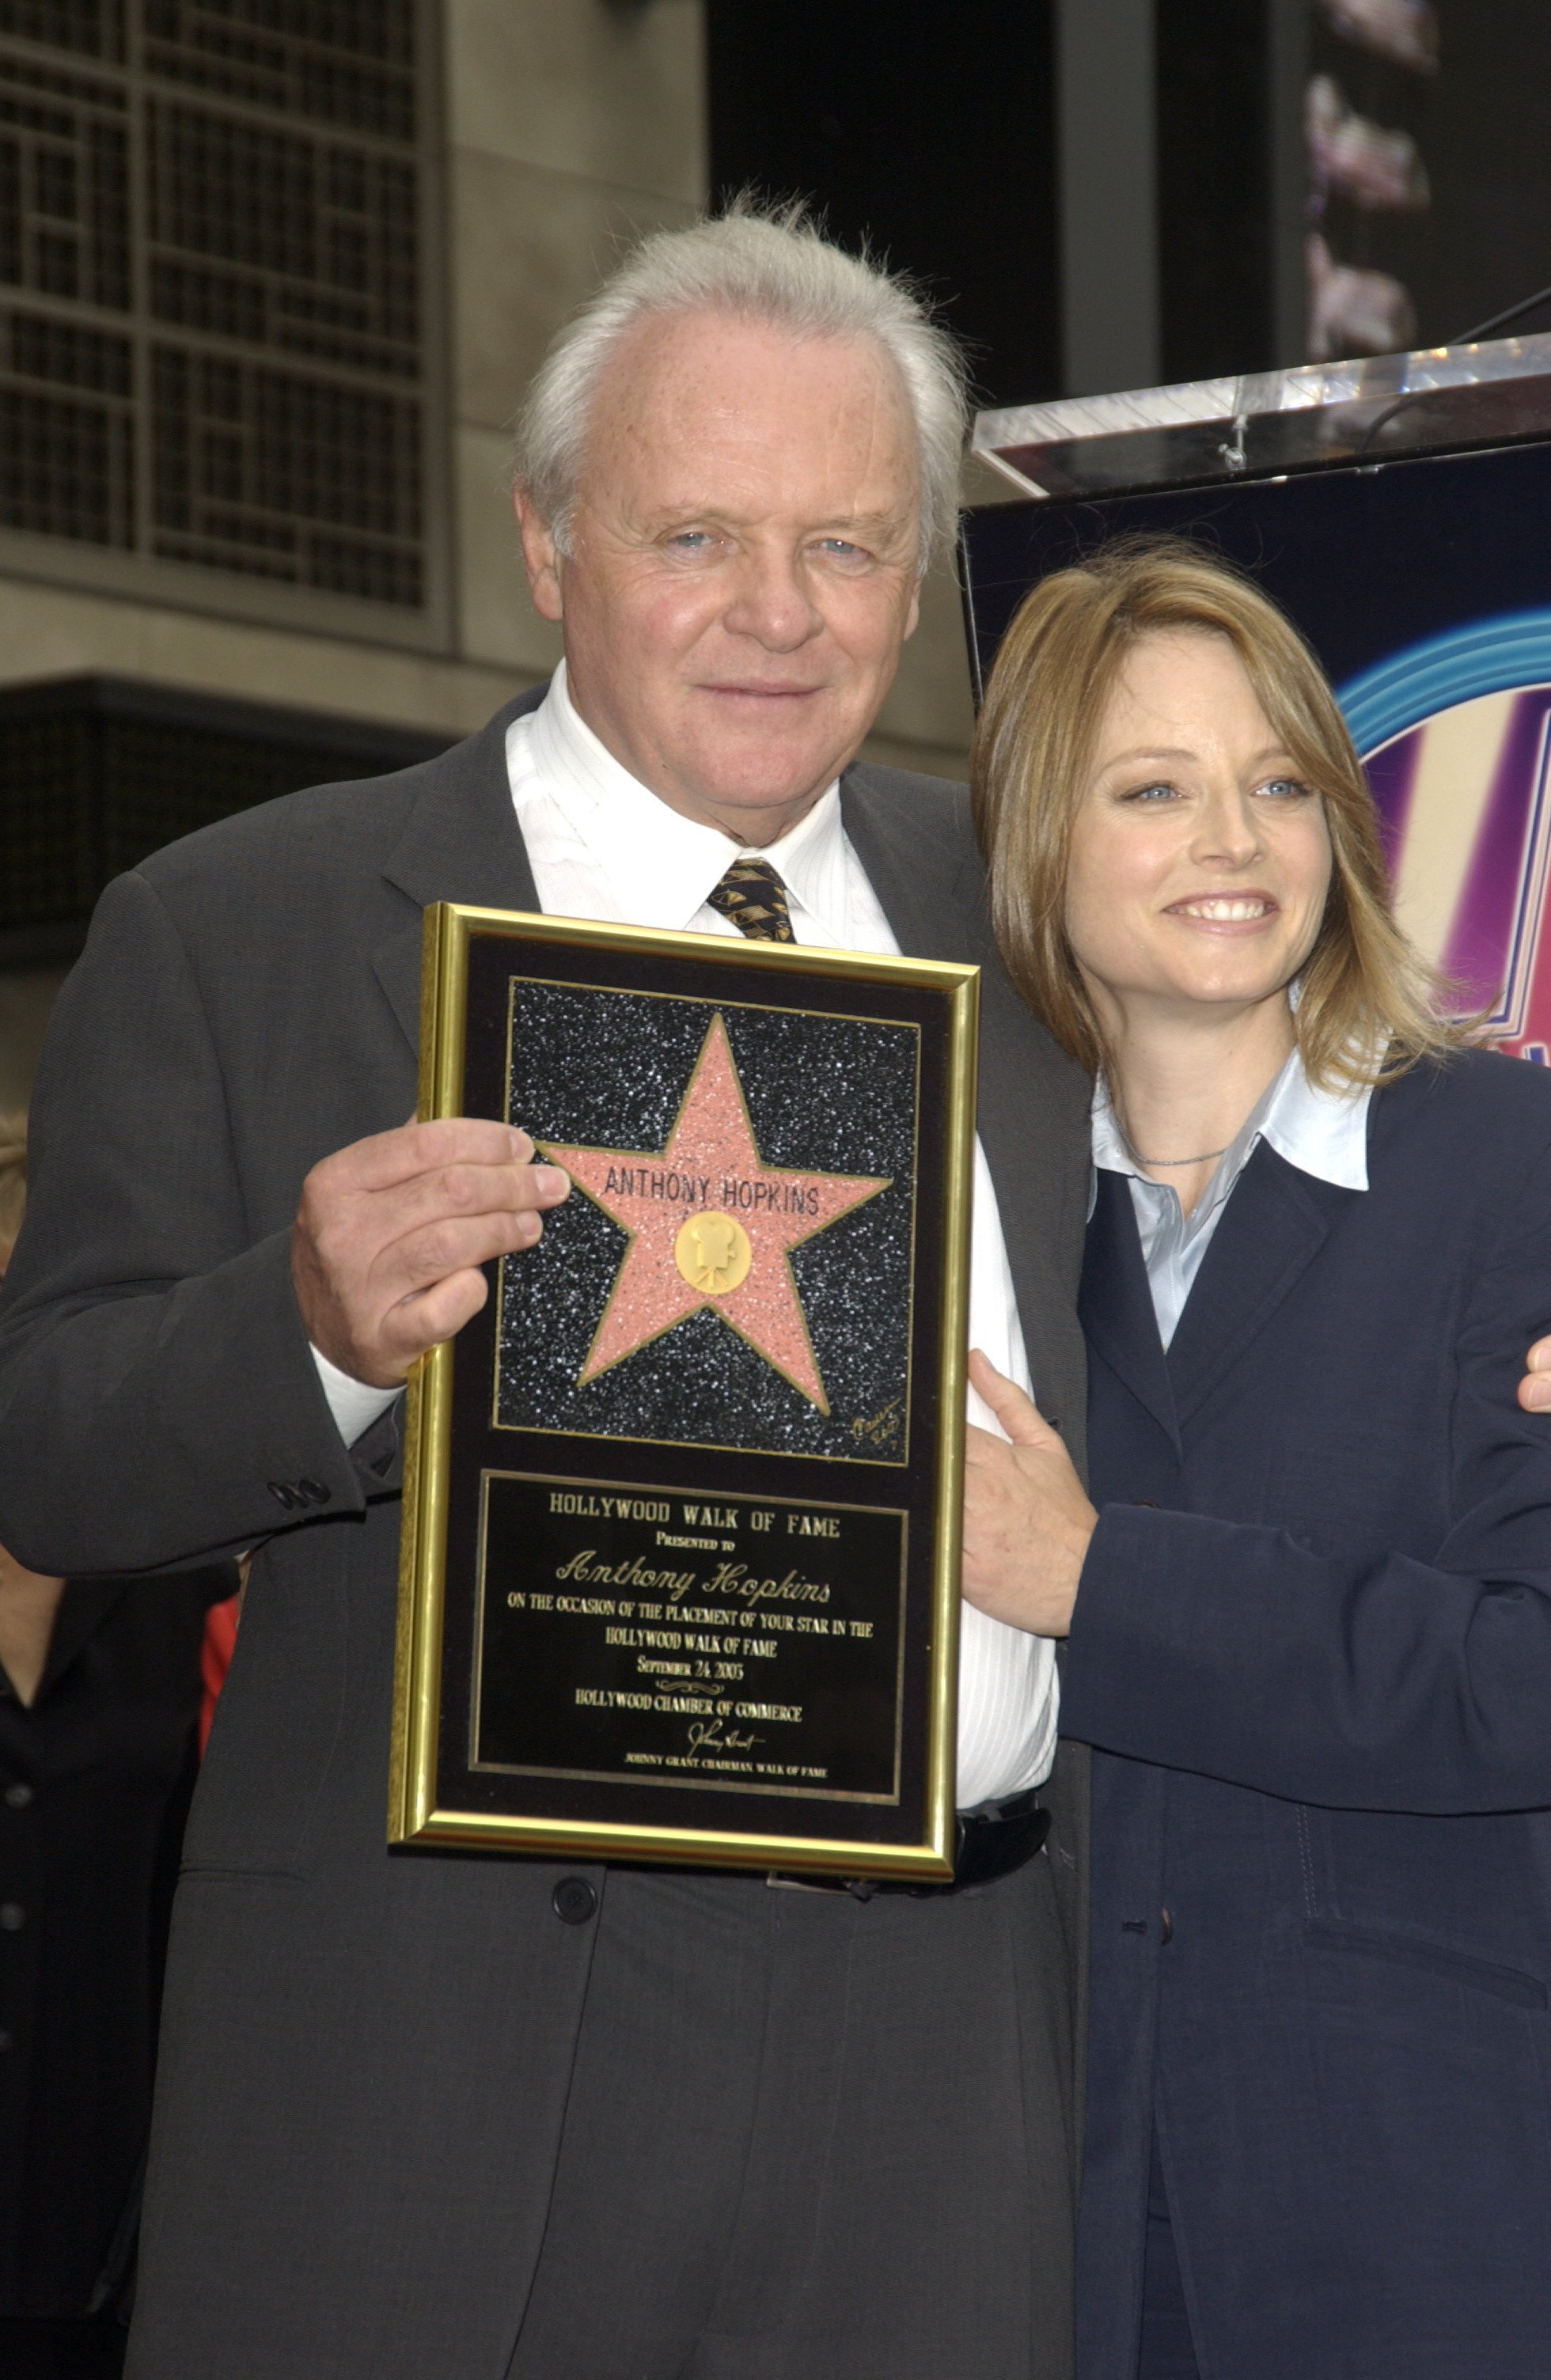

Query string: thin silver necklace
[1117,1126,1232,1169]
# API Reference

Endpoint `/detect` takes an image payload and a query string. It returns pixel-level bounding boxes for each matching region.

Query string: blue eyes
[663,532,871,562]
[1123,776,1311,805]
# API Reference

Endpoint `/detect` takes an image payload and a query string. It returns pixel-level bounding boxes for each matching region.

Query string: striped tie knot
[707,857,796,944]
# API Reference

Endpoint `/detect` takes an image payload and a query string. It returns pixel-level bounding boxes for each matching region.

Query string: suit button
[0,1903,24,1931]
[267,1481,300,1510]
[552,1877,597,1926]
[4,1783,32,1810]
[1160,1907,1174,1945]
[298,1477,331,1505]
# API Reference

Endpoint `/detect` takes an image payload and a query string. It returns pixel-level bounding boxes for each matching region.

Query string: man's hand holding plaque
[292,1118,571,1387]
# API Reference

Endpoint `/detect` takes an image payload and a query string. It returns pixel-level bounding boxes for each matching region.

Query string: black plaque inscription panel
[475,1476,907,1800]
[391,906,978,1878]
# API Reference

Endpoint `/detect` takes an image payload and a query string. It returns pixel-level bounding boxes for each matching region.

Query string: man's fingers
[364,1152,569,1241]
[372,1205,552,1306]
[292,1117,576,1385]
[300,1149,569,1276]
[322,1116,537,1193]
[967,1348,1049,1446]
[383,1265,491,1361]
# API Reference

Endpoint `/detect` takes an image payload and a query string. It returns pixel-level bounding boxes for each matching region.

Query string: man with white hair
[0,207,1091,2379]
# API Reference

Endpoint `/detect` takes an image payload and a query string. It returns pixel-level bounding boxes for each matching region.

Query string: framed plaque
[389,903,978,1879]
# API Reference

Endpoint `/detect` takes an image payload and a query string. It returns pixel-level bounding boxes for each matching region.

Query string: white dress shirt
[316,663,1058,1806]
[1091,1044,1371,1348]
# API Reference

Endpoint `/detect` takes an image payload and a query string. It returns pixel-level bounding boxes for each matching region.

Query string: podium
[961,335,1551,1057]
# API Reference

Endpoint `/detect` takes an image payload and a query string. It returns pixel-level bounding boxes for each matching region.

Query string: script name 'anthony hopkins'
[554,1547,832,1607]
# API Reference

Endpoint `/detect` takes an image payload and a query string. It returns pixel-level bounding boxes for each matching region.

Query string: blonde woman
[961,540,1551,2380]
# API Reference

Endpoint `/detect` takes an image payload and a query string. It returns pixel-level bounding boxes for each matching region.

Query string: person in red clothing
[197,1588,239,1757]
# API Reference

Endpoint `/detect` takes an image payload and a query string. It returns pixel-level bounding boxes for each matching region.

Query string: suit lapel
[1081,1169,1180,1450]
[839,770,981,963]
[373,693,544,1057]
[1166,1141,1352,1427]
[973,961,1093,1453]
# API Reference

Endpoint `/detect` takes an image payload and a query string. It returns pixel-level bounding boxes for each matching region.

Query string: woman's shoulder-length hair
[968,533,1463,1090]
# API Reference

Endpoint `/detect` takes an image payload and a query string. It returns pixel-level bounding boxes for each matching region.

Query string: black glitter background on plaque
[497,983,917,1458]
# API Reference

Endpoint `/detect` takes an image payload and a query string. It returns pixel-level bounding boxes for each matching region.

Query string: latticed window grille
[0,673,449,944]
[0,0,427,605]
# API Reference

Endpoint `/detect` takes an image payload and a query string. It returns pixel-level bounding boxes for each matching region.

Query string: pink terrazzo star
[537,1012,889,1412]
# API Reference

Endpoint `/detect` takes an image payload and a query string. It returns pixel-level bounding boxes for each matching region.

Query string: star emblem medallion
[537,1012,890,1412]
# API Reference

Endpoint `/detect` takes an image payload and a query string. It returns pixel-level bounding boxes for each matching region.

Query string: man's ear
[515,486,563,623]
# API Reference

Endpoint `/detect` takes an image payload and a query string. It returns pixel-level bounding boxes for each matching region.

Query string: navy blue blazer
[1061,1048,1551,2380]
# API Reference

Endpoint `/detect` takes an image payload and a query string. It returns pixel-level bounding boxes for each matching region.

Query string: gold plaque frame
[389,903,978,1879]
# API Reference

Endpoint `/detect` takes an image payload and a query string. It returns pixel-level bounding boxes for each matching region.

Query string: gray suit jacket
[0,694,1091,2374]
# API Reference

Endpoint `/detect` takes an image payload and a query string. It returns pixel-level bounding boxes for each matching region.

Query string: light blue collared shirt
[1091,1047,1372,1349]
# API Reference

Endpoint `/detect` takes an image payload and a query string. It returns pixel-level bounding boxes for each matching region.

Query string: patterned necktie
[706,856,796,943]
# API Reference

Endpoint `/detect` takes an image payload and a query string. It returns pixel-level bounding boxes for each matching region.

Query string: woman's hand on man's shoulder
[1519,1337,1551,1412]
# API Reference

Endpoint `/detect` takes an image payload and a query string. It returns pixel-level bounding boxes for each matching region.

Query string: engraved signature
[851,1397,903,1450]
[687,1718,762,1756]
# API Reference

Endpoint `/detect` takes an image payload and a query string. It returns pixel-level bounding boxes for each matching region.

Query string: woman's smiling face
[1063,626,1334,1034]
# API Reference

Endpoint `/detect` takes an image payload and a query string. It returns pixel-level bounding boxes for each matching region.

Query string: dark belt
[767,1787,1051,1900]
